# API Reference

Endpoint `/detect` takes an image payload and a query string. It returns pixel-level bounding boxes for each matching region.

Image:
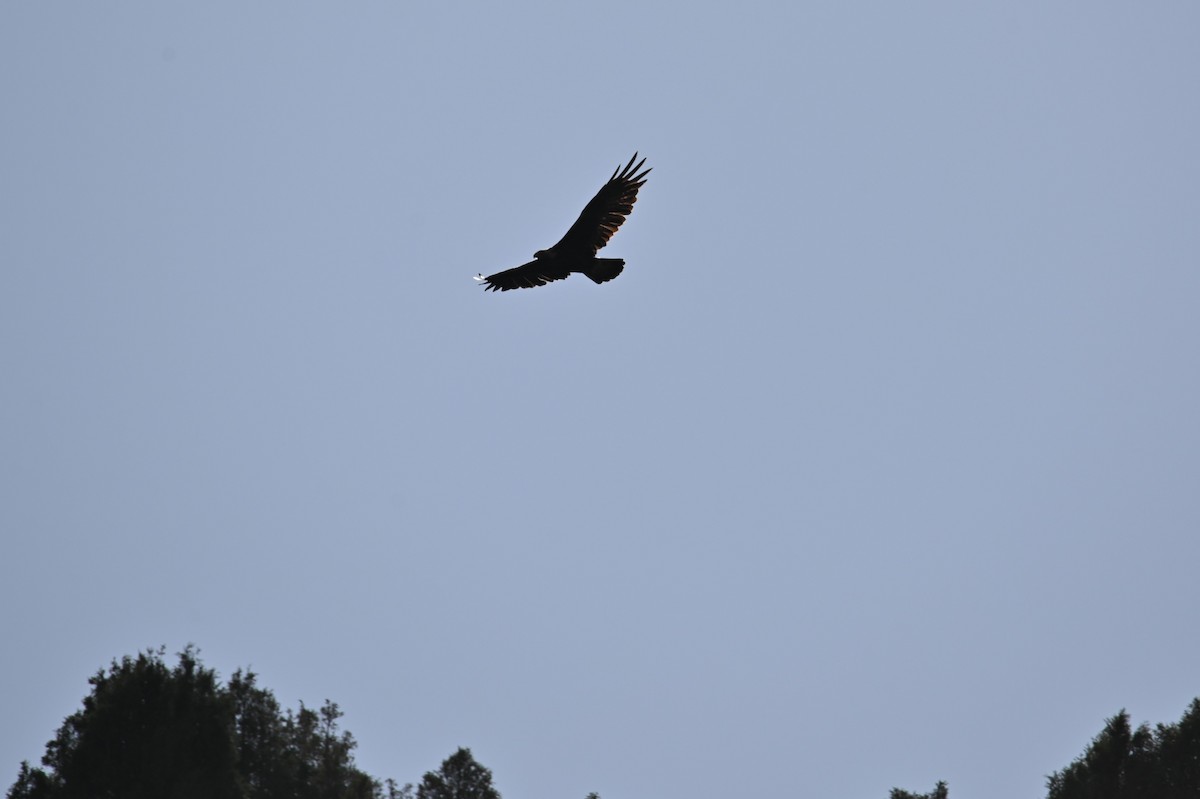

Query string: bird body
[477,153,650,292]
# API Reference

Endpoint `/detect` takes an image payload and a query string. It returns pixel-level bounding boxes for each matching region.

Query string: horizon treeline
[6,646,1199,799]
[894,696,1200,799]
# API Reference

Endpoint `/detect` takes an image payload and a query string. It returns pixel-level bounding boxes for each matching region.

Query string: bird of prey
[475,153,650,292]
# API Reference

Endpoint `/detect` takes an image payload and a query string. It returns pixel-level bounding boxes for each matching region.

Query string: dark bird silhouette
[476,153,650,292]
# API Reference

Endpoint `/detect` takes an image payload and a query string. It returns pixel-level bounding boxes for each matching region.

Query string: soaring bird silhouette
[476,153,650,292]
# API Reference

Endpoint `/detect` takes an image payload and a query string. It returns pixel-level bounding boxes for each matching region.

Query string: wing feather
[478,259,572,292]
[545,153,651,257]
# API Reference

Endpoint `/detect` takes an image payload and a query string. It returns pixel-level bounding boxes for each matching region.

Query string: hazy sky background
[3,3,1198,798]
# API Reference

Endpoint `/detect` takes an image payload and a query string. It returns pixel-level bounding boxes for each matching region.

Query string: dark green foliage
[417,748,501,799]
[1045,711,1151,799]
[284,700,381,799]
[890,780,948,799]
[7,646,386,799]
[6,762,53,799]
[1046,700,1200,799]
[1154,699,1200,797]
[9,646,241,799]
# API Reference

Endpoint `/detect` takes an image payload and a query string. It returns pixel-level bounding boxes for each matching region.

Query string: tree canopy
[417,748,501,799]
[1046,700,1200,799]
[6,646,392,799]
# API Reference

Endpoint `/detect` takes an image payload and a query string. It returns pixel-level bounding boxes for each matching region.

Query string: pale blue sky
[3,3,1199,798]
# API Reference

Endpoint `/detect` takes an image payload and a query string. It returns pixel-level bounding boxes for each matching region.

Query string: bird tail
[581,258,625,285]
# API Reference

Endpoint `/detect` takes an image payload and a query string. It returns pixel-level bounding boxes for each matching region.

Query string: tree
[1046,700,1200,799]
[10,645,242,799]
[284,700,380,799]
[1152,698,1200,798]
[890,780,948,799]
[1045,711,1154,799]
[417,748,501,799]
[7,646,386,799]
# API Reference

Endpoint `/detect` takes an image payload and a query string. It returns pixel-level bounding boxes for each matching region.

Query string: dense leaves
[1046,700,1200,799]
[417,748,501,799]
[7,647,388,799]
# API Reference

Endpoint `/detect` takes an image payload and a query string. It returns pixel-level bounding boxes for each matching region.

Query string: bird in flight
[475,153,651,292]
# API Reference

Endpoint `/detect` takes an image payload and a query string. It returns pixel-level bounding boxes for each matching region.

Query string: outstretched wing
[477,259,572,292]
[546,153,651,257]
